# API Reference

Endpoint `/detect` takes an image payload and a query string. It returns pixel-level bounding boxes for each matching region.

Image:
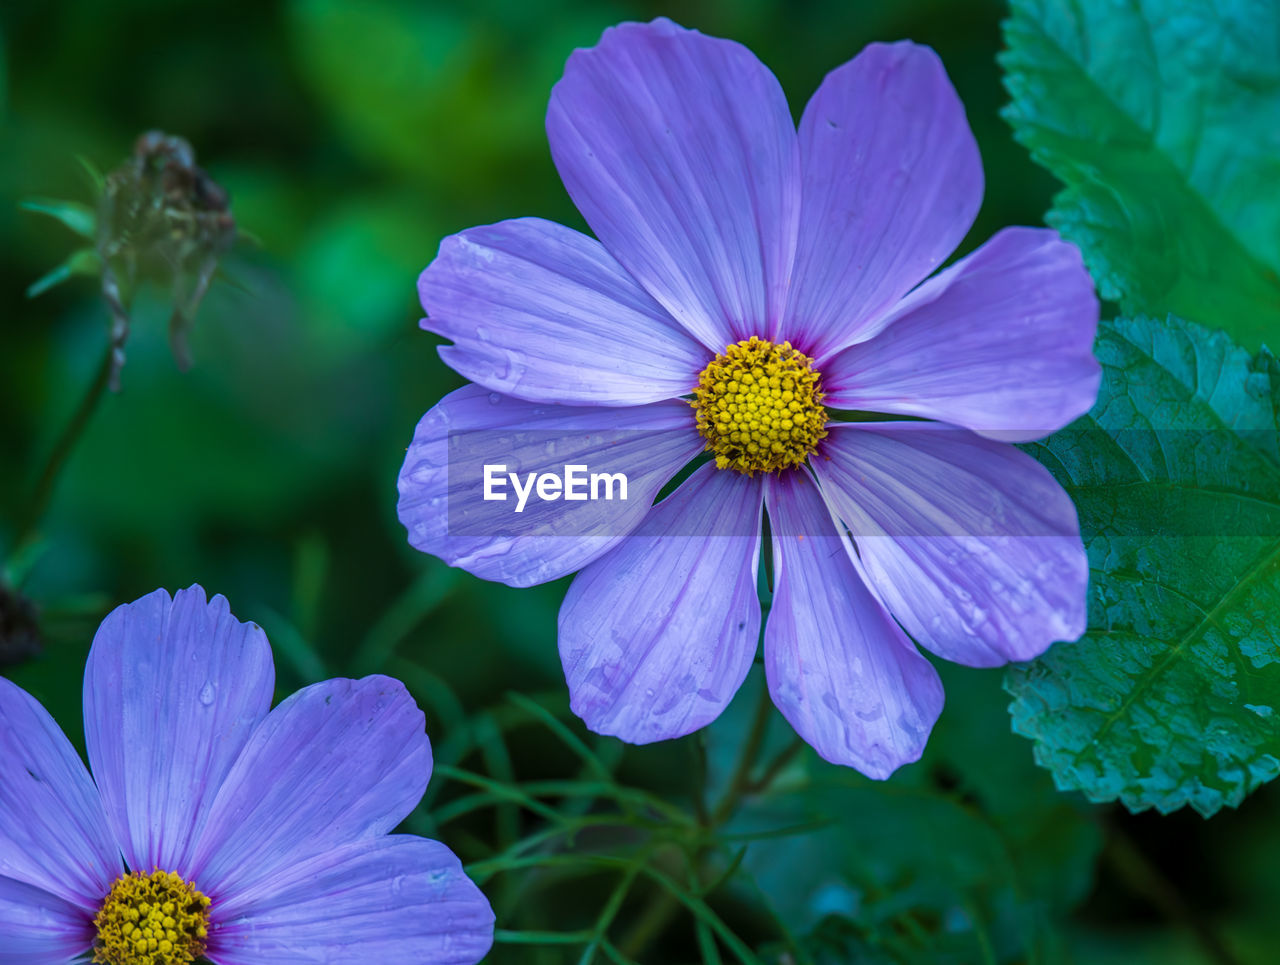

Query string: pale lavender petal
[764,471,943,778]
[548,18,799,351]
[422,217,708,406]
[782,42,983,360]
[0,679,119,910]
[190,676,430,900]
[83,585,275,877]
[813,424,1088,667]
[823,228,1100,440]
[207,837,492,965]
[397,385,705,587]
[0,875,93,965]
[559,463,763,743]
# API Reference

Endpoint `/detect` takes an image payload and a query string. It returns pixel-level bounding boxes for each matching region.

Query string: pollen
[692,336,828,475]
[93,869,211,965]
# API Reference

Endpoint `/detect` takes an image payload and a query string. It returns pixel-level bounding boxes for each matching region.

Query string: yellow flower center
[692,336,828,475]
[93,870,211,965]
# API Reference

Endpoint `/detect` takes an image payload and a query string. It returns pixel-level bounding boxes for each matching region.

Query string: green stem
[10,342,114,565]
[1106,827,1243,965]
[578,860,646,965]
[711,681,772,826]
[617,688,772,961]
[745,737,804,795]
[616,887,679,961]
[690,735,711,826]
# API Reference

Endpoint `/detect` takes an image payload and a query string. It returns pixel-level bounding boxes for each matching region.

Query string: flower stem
[745,737,804,795]
[711,680,773,826]
[9,342,113,568]
[620,684,794,962]
[616,886,679,960]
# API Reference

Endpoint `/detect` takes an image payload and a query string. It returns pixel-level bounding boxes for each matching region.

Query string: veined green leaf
[1001,0,1280,348]
[1009,315,1280,817]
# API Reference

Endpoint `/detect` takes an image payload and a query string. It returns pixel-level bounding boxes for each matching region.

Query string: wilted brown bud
[97,131,237,388]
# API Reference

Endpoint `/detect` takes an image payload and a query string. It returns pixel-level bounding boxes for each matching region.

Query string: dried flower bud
[96,131,237,388]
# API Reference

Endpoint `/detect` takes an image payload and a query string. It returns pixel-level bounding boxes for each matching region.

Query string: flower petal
[422,217,708,406]
[190,676,430,901]
[782,42,983,360]
[0,679,118,910]
[83,586,275,877]
[559,463,763,743]
[397,385,705,587]
[207,837,492,965]
[813,424,1088,666]
[0,875,94,965]
[764,471,943,778]
[822,228,1100,440]
[547,18,799,351]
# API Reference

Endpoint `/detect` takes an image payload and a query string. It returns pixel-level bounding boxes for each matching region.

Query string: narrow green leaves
[20,197,101,297]
[1009,315,1280,816]
[19,197,97,239]
[25,248,100,298]
[1001,0,1280,348]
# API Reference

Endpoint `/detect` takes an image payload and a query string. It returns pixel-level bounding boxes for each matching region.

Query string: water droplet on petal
[198,682,216,706]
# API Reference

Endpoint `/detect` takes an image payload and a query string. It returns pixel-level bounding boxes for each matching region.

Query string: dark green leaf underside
[1001,0,1280,348]
[1009,316,1280,816]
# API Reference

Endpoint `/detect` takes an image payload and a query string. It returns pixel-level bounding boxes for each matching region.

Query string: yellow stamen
[93,869,211,965]
[691,336,828,475]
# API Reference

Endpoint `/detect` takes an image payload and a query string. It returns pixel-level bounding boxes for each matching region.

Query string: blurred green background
[2,1,1277,962]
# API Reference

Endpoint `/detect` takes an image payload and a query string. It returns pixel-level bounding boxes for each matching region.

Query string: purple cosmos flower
[398,19,1099,778]
[0,585,493,964]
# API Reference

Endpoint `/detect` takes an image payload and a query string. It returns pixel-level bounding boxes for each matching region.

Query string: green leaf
[711,672,1099,961]
[76,155,105,192]
[737,783,1063,964]
[1008,315,1280,817]
[924,665,1101,912]
[1001,0,1280,348]
[25,248,100,298]
[19,197,97,239]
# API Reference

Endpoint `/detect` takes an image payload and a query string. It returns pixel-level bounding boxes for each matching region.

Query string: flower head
[0,585,494,963]
[398,19,1099,777]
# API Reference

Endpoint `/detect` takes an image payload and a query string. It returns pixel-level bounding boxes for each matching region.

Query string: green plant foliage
[743,785,1068,964]
[295,193,442,355]
[1001,0,1280,348]
[9,0,1280,958]
[1009,315,1280,817]
[724,666,1099,964]
[287,0,582,190]
[19,198,96,239]
[25,247,99,298]
[924,665,1102,913]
